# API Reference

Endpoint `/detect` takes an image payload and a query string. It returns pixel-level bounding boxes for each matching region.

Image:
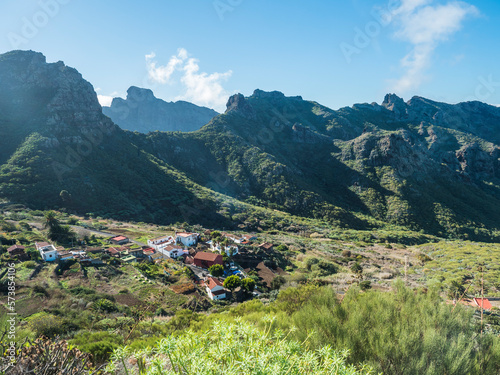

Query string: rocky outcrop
[103,86,218,133]
[291,123,331,144]
[0,50,106,130]
[225,93,256,119]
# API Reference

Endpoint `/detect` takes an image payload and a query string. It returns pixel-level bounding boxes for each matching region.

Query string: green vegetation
[223,275,241,291]
[176,283,500,375]
[208,264,224,277]
[106,319,375,375]
[416,240,500,296]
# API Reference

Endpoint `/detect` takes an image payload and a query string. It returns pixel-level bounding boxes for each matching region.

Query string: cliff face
[103,86,218,133]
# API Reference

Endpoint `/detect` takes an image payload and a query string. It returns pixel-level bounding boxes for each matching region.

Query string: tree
[43,211,59,231]
[223,275,241,292]
[271,275,286,290]
[276,244,289,252]
[210,231,221,240]
[241,278,256,293]
[59,190,71,203]
[351,262,363,275]
[208,264,224,277]
[43,210,76,244]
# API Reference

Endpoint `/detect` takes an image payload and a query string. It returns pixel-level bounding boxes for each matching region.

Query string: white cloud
[97,95,114,107]
[146,50,186,84]
[145,49,232,111]
[390,0,478,93]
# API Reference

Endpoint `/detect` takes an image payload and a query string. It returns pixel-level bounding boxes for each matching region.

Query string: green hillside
[0,51,499,242]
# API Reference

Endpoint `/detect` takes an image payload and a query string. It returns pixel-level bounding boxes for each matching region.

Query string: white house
[159,244,188,259]
[205,277,226,300]
[175,232,199,247]
[147,235,174,251]
[208,240,239,257]
[35,242,58,262]
[222,233,243,244]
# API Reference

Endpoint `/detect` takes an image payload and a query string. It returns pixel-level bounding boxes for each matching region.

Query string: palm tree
[43,211,60,231]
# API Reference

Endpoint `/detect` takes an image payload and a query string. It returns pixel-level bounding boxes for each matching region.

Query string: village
[5,230,274,302]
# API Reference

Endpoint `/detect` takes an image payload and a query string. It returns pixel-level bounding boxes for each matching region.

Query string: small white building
[35,242,58,262]
[205,277,226,300]
[175,232,199,247]
[159,244,188,259]
[208,240,239,257]
[147,235,174,251]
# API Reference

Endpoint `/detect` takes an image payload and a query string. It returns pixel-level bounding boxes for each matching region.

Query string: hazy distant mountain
[1,50,499,240]
[102,86,218,133]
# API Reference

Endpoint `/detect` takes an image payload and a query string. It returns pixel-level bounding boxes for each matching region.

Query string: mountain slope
[102,86,218,133]
[138,90,500,239]
[0,50,499,240]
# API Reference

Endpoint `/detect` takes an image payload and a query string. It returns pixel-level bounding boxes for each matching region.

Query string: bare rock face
[291,123,331,144]
[103,86,218,133]
[382,93,408,117]
[225,93,256,120]
[456,143,500,179]
[0,50,105,130]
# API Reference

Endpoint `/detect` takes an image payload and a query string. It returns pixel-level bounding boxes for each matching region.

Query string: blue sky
[0,0,499,112]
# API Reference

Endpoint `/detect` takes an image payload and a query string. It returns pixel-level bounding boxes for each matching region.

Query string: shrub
[92,299,118,313]
[107,320,374,374]
[28,313,65,338]
[71,331,123,364]
[305,257,320,270]
[359,280,372,290]
[208,264,224,277]
[271,275,286,290]
[21,260,37,269]
[351,262,363,274]
[276,244,289,252]
[311,260,337,277]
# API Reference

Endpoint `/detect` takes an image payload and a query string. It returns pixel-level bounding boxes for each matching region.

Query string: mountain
[0,50,499,240]
[102,86,218,133]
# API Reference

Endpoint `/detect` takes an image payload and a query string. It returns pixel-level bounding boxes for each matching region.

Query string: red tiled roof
[107,247,121,255]
[259,242,273,250]
[7,245,25,253]
[111,235,128,241]
[176,232,197,237]
[207,277,223,290]
[474,298,492,310]
[36,242,50,248]
[194,252,222,262]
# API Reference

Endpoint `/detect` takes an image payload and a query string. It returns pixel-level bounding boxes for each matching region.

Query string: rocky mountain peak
[126,86,156,103]
[0,50,105,129]
[103,86,218,132]
[381,93,407,113]
[225,93,256,119]
[252,89,303,101]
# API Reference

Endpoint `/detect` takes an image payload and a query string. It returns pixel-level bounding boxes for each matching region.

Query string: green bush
[92,299,118,313]
[21,260,37,269]
[70,331,123,363]
[107,320,374,374]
